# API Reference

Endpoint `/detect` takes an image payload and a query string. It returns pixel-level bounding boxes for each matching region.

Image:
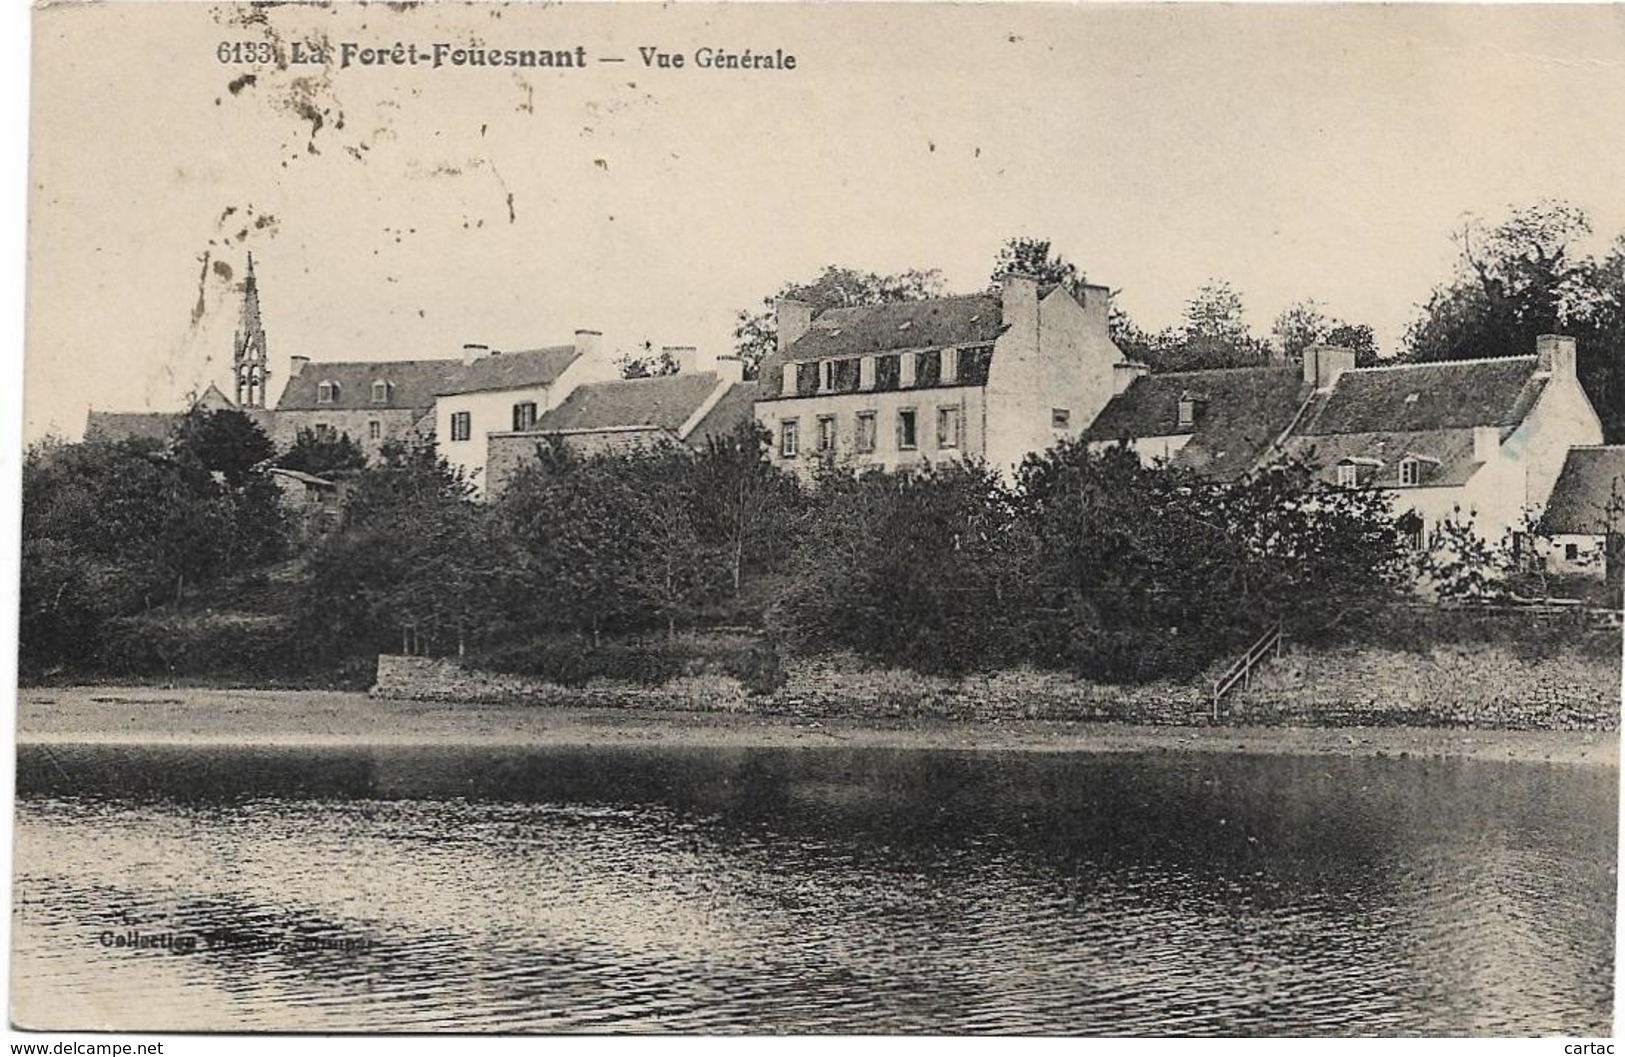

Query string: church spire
[233,251,270,407]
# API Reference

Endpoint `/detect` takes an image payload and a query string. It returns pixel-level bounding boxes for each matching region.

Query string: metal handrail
[1211,621,1283,720]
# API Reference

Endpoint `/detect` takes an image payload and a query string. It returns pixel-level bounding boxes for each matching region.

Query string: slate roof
[1276,429,1485,489]
[531,372,723,436]
[686,381,759,448]
[1541,446,1625,535]
[1082,367,1310,481]
[1295,356,1547,436]
[83,411,182,444]
[757,293,1008,400]
[1268,355,1555,489]
[784,295,1005,362]
[276,359,464,411]
[437,345,580,396]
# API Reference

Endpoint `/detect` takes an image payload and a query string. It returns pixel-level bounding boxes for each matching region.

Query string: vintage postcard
[12,0,1621,1041]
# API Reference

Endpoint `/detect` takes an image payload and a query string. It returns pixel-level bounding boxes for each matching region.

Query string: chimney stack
[1112,361,1149,395]
[574,329,603,363]
[1000,273,1039,333]
[289,355,310,378]
[713,354,745,384]
[662,345,703,375]
[462,342,491,366]
[1535,334,1578,381]
[776,300,812,353]
[1303,344,1355,390]
[1076,282,1112,337]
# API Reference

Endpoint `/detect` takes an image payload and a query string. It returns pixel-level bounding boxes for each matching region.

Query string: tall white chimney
[462,343,490,366]
[1535,334,1578,381]
[662,345,703,374]
[574,329,603,362]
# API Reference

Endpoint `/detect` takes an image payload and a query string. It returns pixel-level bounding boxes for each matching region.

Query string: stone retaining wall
[373,646,1621,731]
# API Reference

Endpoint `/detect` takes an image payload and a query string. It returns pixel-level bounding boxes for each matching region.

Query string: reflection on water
[11,743,1616,1034]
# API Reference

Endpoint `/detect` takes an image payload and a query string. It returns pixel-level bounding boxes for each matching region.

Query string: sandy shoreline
[14,685,1619,767]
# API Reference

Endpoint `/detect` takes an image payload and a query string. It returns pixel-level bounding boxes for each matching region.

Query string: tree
[689,420,807,595]
[733,265,947,378]
[280,428,368,476]
[776,460,1021,674]
[1134,280,1273,372]
[174,407,275,486]
[299,438,493,657]
[989,237,1087,299]
[615,341,681,379]
[1272,300,1382,367]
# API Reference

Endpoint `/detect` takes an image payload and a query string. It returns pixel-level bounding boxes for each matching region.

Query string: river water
[10,742,1616,1034]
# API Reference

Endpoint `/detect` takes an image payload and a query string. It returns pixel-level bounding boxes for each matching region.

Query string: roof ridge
[1351,354,1537,374]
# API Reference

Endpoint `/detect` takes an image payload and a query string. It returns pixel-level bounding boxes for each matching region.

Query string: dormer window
[1336,457,1382,488]
[1398,454,1440,487]
[1177,391,1206,429]
[371,380,391,404]
[316,380,340,405]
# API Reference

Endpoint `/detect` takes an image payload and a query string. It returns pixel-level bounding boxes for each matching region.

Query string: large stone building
[752,275,1133,479]
[272,356,464,459]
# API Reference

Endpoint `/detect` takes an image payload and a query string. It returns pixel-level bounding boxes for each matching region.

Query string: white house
[1274,335,1605,549]
[433,331,617,495]
[752,274,1131,480]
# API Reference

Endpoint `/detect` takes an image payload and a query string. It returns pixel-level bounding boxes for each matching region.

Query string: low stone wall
[1232,645,1620,731]
[374,647,1622,731]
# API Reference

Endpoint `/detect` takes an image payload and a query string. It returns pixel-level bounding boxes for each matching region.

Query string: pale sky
[24,1,1625,440]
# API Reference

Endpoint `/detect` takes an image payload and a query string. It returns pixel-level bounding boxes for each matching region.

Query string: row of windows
[449,402,539,443]
[311,421,385,442]
[1335,456,1441,489]
[316,380,395,406]
[779,407,962,459]
[784,345,995,398]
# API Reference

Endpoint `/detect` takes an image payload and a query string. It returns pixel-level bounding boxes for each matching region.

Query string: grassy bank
[14,685,1618,767]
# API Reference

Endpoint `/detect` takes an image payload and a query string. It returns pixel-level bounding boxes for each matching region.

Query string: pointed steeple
[233,252,270,407]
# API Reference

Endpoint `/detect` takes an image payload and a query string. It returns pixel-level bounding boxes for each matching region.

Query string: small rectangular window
[371,380,390,404]
[897,409,918,451]
[316,382,337,405]
[1399,460,1419,487]
[855,412,877,453]
[368,420,381,441]
[451,411,472,442]
[937,406,961,449]
[817,415,837,453]
[1336,463,1358,488]
[512,401,538,432]
[780,419,799,459]
[1051,408,1071,430]
[818,360,834,393]
[1566,543,1580,561]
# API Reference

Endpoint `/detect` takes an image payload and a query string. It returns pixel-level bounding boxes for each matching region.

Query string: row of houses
[85,258,1624,579]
